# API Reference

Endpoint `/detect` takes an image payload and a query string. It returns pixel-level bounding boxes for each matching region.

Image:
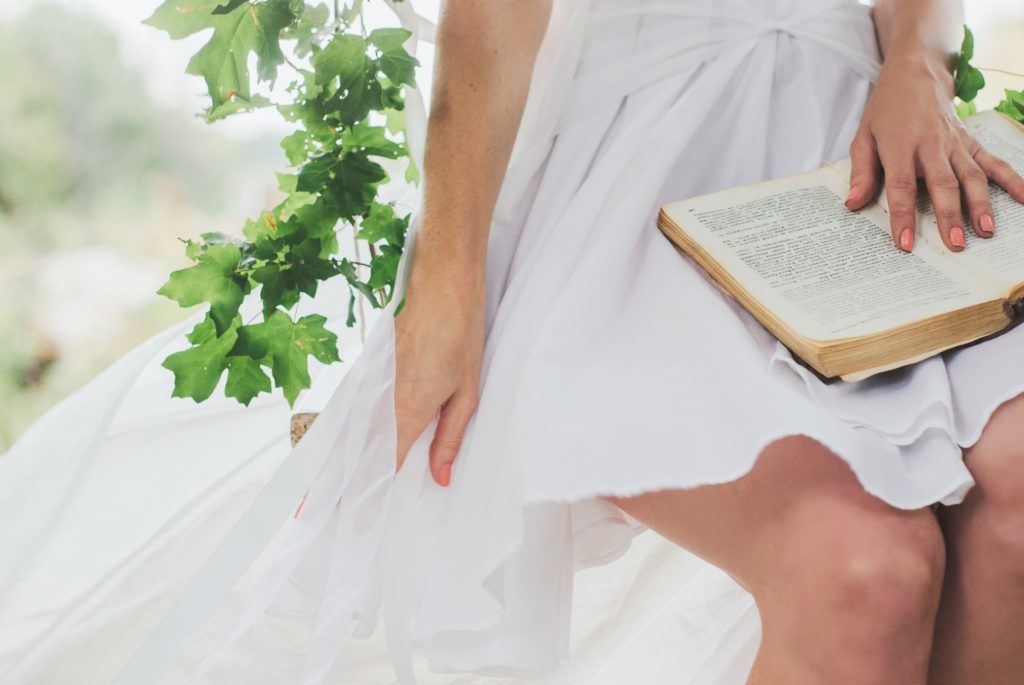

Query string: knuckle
[962,135,983,156]
[962,166,988,186]
[888,207,915,222]
[886,175,919,193]
[850,133,873,155]
[999,161,1019,178]
[938,209,963,224]
[929,174,960,192]
[435,435,464,456]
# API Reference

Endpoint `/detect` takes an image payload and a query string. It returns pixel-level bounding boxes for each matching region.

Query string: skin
[387,0,1024,682]
[848,0,1024,251]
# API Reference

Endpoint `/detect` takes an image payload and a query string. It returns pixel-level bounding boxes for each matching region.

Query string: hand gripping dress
[4,0,1024,683]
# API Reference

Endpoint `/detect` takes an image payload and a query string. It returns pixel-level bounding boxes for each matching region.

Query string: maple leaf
[232,311,339,405]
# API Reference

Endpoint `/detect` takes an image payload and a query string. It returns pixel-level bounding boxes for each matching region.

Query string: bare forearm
[411,0,552,291]
[872,0,963,92]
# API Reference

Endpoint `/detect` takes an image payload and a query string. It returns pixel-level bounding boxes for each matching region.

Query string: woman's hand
[291,272,481,517]
[846,40,1024,252]
[392,265,484,487]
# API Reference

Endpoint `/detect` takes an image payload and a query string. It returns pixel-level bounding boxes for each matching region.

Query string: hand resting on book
[844,22,1024,254]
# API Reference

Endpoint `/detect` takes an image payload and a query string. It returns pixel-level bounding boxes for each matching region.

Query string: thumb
[428,387,478,487]
[846,128,882,211]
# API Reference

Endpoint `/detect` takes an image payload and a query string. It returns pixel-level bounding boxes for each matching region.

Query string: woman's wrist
[406,245,486,310]
[880,35,956,99]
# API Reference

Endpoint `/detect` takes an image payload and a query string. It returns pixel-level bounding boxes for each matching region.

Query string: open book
[657,110,1024,382]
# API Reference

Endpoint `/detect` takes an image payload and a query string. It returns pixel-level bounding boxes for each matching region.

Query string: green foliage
[145,0,296,121]
[148,0,416,407]
[953,25,986,106]
[954,98,977,120]
[995,89,1024,124]
[952,25,1024,126]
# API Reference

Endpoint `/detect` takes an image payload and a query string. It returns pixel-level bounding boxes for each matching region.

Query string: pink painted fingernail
[845,186,860,207]
[979,214,995,234]
[899,228,914,252]
[438,463,452,487]
[950,226,966,248]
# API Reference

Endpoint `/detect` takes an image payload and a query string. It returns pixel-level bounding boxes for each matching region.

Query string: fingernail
[950,226,966,248]
[899,227,914,252]
[438,463,451,487]
[979,213,995,235]
[845,186,860,207]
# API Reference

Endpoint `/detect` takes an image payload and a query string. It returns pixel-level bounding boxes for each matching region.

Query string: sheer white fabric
[4,0,1024,683]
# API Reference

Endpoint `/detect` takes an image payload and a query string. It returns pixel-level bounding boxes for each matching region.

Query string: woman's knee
[958,395,1024,571]
[825,519,945,622]
[761,503,946,631]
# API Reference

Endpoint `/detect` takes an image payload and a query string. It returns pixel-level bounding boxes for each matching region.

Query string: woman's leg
[929,393,1024,684]
[606,435,945,685]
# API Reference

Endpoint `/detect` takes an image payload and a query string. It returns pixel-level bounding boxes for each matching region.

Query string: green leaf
[280,130,313,165]
[404,155,420,184]
[213,0,247,15]
[338,258,379,304]
[281,2,328,57]
[346,288,358,327]
[252,263,299,313]
[157,243,246,334]
[207,93,272,122]
[995,88,1024,124]
[338,0,364,26]
[144,0,226,39]
[953,25,985,103]
[242,210,302,243]
[369,28,418,87]
[325,153,387,217]
[225,355,272,405]
[356,201,407,245]
[296,152,339,193]
[232,310,340,405]
[315,34,367,87]
[145,0,295,117]
[162,320,239,402]
[342,121,405,159]
[954,98,977,121]
[367,243,402,294]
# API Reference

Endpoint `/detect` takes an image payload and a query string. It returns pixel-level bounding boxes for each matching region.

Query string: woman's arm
[393,0,552,486]
[412,0,552,289]
[847,0,1024,252]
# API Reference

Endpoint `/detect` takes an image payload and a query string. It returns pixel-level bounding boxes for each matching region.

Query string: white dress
[4,0,1024,683]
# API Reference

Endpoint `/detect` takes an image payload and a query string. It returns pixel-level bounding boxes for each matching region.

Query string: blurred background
[0,0,1021,451]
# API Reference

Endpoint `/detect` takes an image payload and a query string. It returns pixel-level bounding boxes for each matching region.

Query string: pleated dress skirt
[4,0,1024,683]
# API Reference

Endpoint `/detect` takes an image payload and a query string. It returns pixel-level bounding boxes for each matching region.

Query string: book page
[664,168,996,341]
[916,111,1024,294]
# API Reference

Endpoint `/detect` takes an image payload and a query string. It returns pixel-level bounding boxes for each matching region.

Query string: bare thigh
[605,435,942,599]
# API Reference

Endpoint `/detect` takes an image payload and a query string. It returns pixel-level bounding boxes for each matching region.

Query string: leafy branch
[953,24,1024,124]
[146,0,417,407]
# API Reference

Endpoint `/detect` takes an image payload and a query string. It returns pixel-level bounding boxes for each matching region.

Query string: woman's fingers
[878,149,920,252]
[951,145,995,238]
[846,129,882,211]
[919,149,966,251]
[973,146,1024,205]
[428,385,478,487]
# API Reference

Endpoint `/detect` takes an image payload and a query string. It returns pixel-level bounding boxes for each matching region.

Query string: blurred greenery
[0,3,283,449]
